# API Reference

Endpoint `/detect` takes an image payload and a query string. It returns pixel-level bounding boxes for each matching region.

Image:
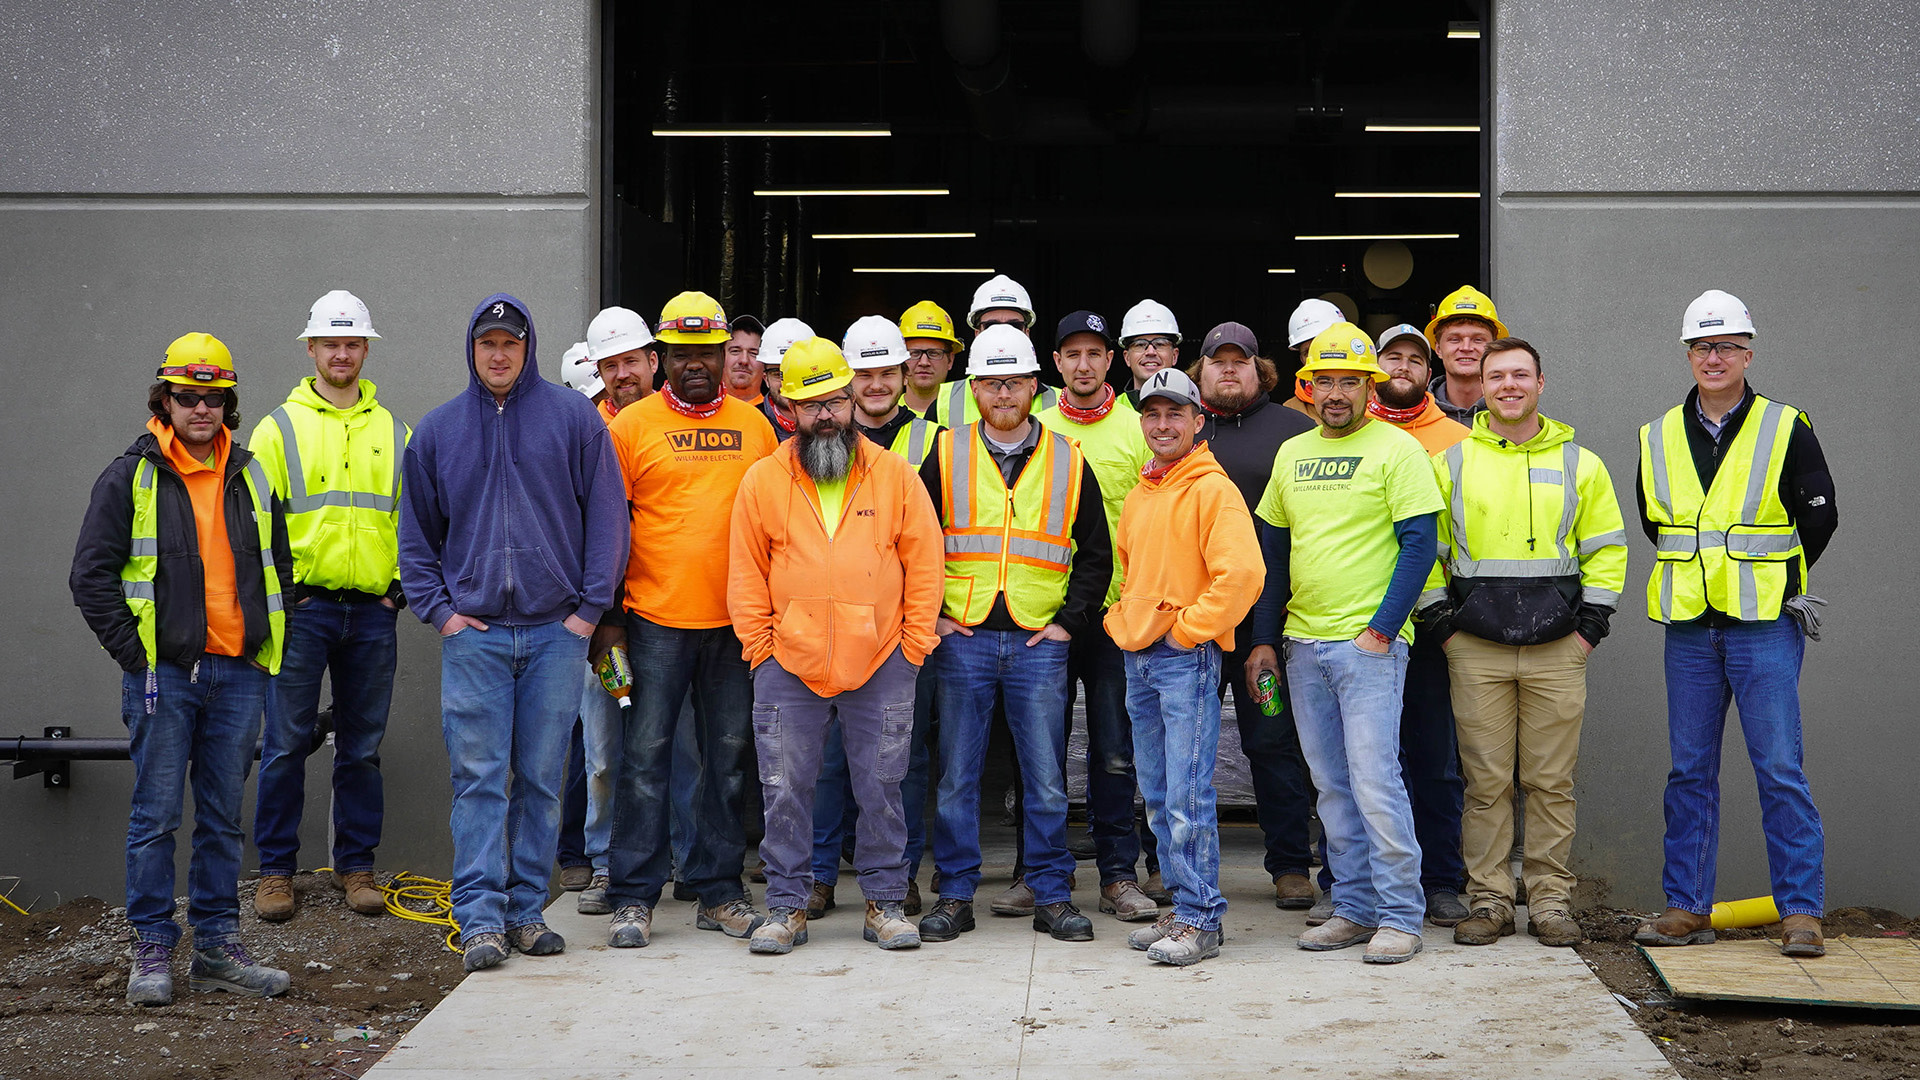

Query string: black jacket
[71,432,293,674]
[1196,392,1319,514]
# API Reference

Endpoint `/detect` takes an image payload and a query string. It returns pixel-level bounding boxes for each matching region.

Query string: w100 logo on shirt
[665,428,744,452]
[1295,456,1363,481]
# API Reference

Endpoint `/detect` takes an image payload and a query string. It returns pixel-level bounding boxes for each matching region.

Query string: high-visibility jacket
[926,379,1059,427]
[1430,413,1628,646]
[888,415,941,467]
[123,453,286,674]
[247,379,409,597]
[936,423,1083,628]
[1037,395,1149,608]
[1639,395,1807,624]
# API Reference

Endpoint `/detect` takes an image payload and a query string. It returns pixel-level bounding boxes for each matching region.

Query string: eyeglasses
[793,396,853,417]
[168,391,227,409]
[1126,338,1177,353]
[907,348,951,361]
[973,377,1033,395]
[1687,340,1750,359]
[1310,376,1366,394]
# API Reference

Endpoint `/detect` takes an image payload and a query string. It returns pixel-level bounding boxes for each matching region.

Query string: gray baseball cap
[1137,368,1202,407]
[1202,321,1259,358]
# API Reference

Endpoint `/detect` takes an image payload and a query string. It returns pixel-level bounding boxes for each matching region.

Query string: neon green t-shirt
[1037,394,1149,608]
[811,474,848,539]
[1254,418,1444,643]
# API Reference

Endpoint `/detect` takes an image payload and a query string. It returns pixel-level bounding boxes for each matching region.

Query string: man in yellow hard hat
[1426,285,1508,425]
[604,291,779,949]
[72,333,293,1005]
[899,300,965,420]
[1246,323,1444,965]
[728,337,944,955]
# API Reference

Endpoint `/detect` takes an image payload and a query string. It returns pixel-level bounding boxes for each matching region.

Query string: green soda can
[1254,670,1283,717]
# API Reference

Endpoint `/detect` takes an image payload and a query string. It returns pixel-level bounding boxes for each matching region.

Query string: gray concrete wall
[2,1,597,907]
[1493,0,1920,910]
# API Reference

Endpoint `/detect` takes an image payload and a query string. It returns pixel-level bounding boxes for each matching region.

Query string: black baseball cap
[1202,321,1259,358]
[1054,310,1114,349]
[730,314,766,337]
[472,301,529,340]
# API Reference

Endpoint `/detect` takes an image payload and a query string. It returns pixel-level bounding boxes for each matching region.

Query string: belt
[294,584,388,605]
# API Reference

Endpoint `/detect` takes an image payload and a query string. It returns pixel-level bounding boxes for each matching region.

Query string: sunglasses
[169,391,228,409]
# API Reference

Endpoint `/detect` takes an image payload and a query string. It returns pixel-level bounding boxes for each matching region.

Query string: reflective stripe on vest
[888,417,939,467]
[269,406,405,513]
[937,424,1081,628]
[1442,440,1583,579]
[1639,397,1804,623]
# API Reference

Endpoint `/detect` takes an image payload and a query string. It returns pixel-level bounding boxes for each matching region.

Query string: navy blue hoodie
[398,294,629,631]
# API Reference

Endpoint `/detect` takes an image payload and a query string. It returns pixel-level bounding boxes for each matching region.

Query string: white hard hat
[842,315,909,370]
[298,289,380,341]
[585,306,654,362]
[965,324,1041,377]
[760,318,815,367]
[1681,289,1756,343]
[1287,298,1344,347]
[560,341,601,398]
[967,273,1036,329]
[1119,298,1181,344]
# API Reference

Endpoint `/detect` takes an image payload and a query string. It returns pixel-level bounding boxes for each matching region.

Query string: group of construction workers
[69,270,1837,1004]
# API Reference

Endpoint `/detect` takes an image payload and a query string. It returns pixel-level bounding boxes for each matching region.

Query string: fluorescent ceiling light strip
[1267,268,1297,274]
[812,231,978,240]
[1294,233,1461,241]
[755,188,948,196]
[1447,29,1481,38]
[1364,123,1481,133]
[851,267,995,274]
[653,124,890,137]
[1335,192,1480,199]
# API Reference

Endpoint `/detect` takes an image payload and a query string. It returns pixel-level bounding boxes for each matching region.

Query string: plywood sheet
[1641,937,1920,1010]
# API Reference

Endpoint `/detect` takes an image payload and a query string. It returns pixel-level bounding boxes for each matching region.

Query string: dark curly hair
[148,381,242,431]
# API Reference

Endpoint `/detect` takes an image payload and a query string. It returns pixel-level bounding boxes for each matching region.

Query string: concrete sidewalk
[371,831,1676,1079]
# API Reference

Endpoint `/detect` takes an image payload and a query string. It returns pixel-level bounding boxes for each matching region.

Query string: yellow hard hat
[654,290,731,344]
[157,332,238,387]
[897,300,965,352]
[1424,285,1508,345]
[1297,323,1388,382]
[779,337,853,401]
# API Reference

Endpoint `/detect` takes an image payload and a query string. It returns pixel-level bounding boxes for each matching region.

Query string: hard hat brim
[1423,312,1508,346]
[1295,357,1390,382]
[298,329,381,342]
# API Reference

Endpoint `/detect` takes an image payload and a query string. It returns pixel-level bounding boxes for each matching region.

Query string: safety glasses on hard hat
[157,363,238,383]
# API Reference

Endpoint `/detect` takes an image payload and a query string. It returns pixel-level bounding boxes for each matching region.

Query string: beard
[1375,376,1426,410]
[797,418,861,482]
[1202,383,1258,414]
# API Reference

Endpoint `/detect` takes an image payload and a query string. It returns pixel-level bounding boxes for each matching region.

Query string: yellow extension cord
[320,867,463,953]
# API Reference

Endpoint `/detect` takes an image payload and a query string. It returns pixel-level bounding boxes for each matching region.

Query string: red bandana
[661,384,723,420]
[772,409,797,433]
[1367,395,1427,425]
[1055,385,1115,423]
[1141,440,1205,481]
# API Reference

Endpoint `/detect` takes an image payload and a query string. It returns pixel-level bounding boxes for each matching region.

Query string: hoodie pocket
[1103,596,1179,651]
[774,597,880,688]
[1452,580,1577,647]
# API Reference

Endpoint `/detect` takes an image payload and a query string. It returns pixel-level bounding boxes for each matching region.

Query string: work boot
[673,879,698,902]
[461,932,508,971]
[1274,873,1314,911]
[1425,889,1470,927]
[1298,916,1377,951]
[189,940,291,997]
[558,865,593,891]
[750,907,808,955]
[806,880,836,919]
[749,858,768,885]
[1528,909,1583,947]
[918,898,975,943]
[1099,879,1160,922]
[577,872,612,915]
[254,875,295,922]
[1634,907,1715,947]
[1128,912,1178,952]
[696,896,768,938]
[126,941,173,1006]
[608,905,652,948]
[333,870,386,916]
[508,922,565,956]
[1780,914,1825,958]
[864,901,921,950]
[904,879,923,916]
[1033,902,1095,942]
[1305,895,1335,926]
[1147,921,1222,967]
[991,876,1036,916]
[1142,870,1171,905]
[1454,907,1517,945]
[1362,927,1424,964]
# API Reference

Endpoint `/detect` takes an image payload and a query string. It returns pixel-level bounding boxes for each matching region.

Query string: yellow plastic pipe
[1709,895,1780,929]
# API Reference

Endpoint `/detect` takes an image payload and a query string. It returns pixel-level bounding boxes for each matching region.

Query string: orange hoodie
[728,436,944,697]
[1389,395,1471,455]
[147,416,244,657]
[1104,442,1265,651]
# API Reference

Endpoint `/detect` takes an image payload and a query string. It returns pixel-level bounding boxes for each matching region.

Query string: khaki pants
[1443,631,1588,920]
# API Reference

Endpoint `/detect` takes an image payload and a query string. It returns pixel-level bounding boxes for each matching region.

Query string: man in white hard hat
[553,340,610,904]
[1426,286,1507,425]
[1117,299,1182,403]
[1282,298,1344,420]
[1247,323,1444,965]
[586,306,658,417]
[723,315,767,405]
[844,315,940,465]
[915,324,1111,946]
[1036,310,1157,923]
[898,300,965,420]
[757,317,812,442]
[928,274,1058,427]
[1632,290,1837,959]
[251,291,409,925]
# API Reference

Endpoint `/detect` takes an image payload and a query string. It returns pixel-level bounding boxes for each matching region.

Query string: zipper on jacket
[498,400,512,603]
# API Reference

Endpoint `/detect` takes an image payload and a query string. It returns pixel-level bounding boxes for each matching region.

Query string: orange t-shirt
[148,417,244,657]
[608,394,777,628]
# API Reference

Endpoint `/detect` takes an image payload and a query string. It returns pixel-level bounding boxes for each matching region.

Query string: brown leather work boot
[333,870,386,916]
[865,900,922,950]
[254,875,295,922]
[1634,907,1714,946]
[903,879,923,916]
[1453,907,1516,946]
[806,880,836,919]
[1099,879,1160,922]
[1780,913,1825,958]
[1274,873,1314,910]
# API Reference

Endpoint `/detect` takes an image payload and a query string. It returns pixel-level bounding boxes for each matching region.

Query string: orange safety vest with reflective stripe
[936,423,1083,629]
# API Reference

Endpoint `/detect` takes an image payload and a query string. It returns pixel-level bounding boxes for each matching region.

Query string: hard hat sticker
[1350,338,1370,354]
[331,319,354,326]
[860,348,890,358]
[1698,318,1724,327]
[986,356,1016,365]
[916,323,940,330]
[801,371,834,386]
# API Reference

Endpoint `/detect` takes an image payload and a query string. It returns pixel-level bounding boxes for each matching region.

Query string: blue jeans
[932,630,1074,905]
[1071,620,1143,886]
[1662,617,1824,917]
[575,665,624,872]
[1125,639,1226,931]
[669,690,701,874]
[255,597,398,876]
[439,620,585,936]
[1284,637,1424,936]
[558,719,588,868]
[607,616,754,910]
[811,663,935,885]
[122,654,267,948]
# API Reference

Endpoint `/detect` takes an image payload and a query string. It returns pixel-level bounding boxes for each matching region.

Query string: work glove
[1783,594,1828,642]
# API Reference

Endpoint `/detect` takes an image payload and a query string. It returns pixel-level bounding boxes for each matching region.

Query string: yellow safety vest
[120,456,286,674]
[887,416,940,467]
[937,424,1082,628]
[1639,396,1806,623]
[257,388,408,595]
[933,379,1060,427]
